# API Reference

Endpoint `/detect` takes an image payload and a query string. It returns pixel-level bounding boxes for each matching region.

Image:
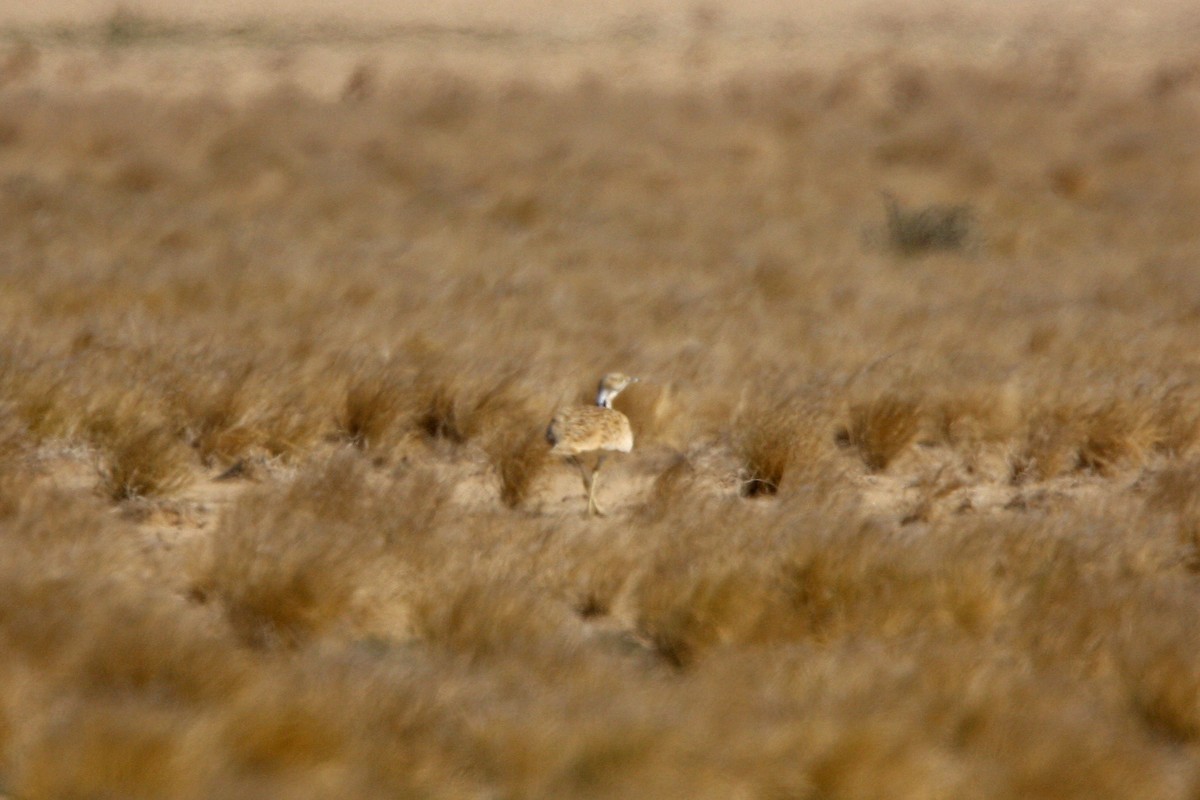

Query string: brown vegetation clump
[1013,398,1158,482]
[94,421,192,501]
[0,403,29,467]
[191,454,383,647]
[733,394,832,497]
[882,192,975,255]
[484,414,549,509]
[408,370,524,446]
[168,357,257,466]
[841,394,923,472]
[639,453,699,520]
[1075,399,1157,475]
[1144,459,1200,516]
[338,360,406,450]
[734,404,796,497]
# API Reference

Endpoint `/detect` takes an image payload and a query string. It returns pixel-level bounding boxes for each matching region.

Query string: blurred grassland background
[3,1,1200,797]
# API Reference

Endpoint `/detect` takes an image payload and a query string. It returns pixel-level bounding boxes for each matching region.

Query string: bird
[546,373,639,517]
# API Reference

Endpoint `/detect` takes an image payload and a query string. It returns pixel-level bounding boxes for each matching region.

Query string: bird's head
[596,373,639,408]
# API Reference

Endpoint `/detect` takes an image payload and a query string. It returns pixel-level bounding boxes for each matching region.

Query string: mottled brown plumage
[546,373,638,516]
[547,406,634,456]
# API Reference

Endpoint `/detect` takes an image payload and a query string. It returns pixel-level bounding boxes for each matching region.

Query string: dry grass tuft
[733,397,827,497]
[484,414,549,509]
[630,520,810,668]
[882,192,974,255]
[1152,386,1200,458]
[1076,400,1156,475]
[640,453,699,519]
[338,362,405,450]
[0,402,30,467]
[1012,405,1081,482]
[103,7,173,47]
[927,388,1017,446]
[13,696,189,800]
[1,354,72,440]
[169,360,256,466]
[1014,399,1156,481]
[409,371,523,446]
[192,454,382,648]
[411,575,579,663]
[612,380,672,446]
[1143,460,1200,516]
[412,380,464,442]
[736,415,793,497]
[94,422,192,501]
[378,466,452,548]
[841,394,923,472]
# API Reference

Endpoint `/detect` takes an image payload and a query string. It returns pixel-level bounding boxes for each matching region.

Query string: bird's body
[546,406,633,456]
[547,373,638,516]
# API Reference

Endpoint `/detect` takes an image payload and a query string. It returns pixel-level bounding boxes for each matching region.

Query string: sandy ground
[3,1,1198,100]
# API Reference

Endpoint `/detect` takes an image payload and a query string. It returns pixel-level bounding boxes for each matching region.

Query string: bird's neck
[596,388,616,409]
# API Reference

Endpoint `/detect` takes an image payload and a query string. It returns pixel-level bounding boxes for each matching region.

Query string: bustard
[546,373,639,516]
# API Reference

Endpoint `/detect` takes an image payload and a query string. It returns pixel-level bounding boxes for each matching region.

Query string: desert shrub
[192,454,383,648]
[338,361,406,450]
[840,394,923,472]
[410,370,524,445]
[1152,386,1200,457]
[167,358,256,465]
[3,355,72,439]
[610,379,672,446]
[639,453,700,520]
[735,406,795,497]
[1144,459,1200,515]
[1014,399,1156,482]
[484,414,549,509]
[733,397,827,497]
[1011,404,1081,482]
[94,422,192,501]
[12,695,190,800]
[411,575,581,664]
[1075,400,1156,475]
[882,192,974,255]
[0,402,29,467]
[0,487,157,692]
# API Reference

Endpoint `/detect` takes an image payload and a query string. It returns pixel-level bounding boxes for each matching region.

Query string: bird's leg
[568,455,592,496]
[587,454,607,517]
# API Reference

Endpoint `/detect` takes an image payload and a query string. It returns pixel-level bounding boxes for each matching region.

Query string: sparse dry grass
[2,5,1200,796]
